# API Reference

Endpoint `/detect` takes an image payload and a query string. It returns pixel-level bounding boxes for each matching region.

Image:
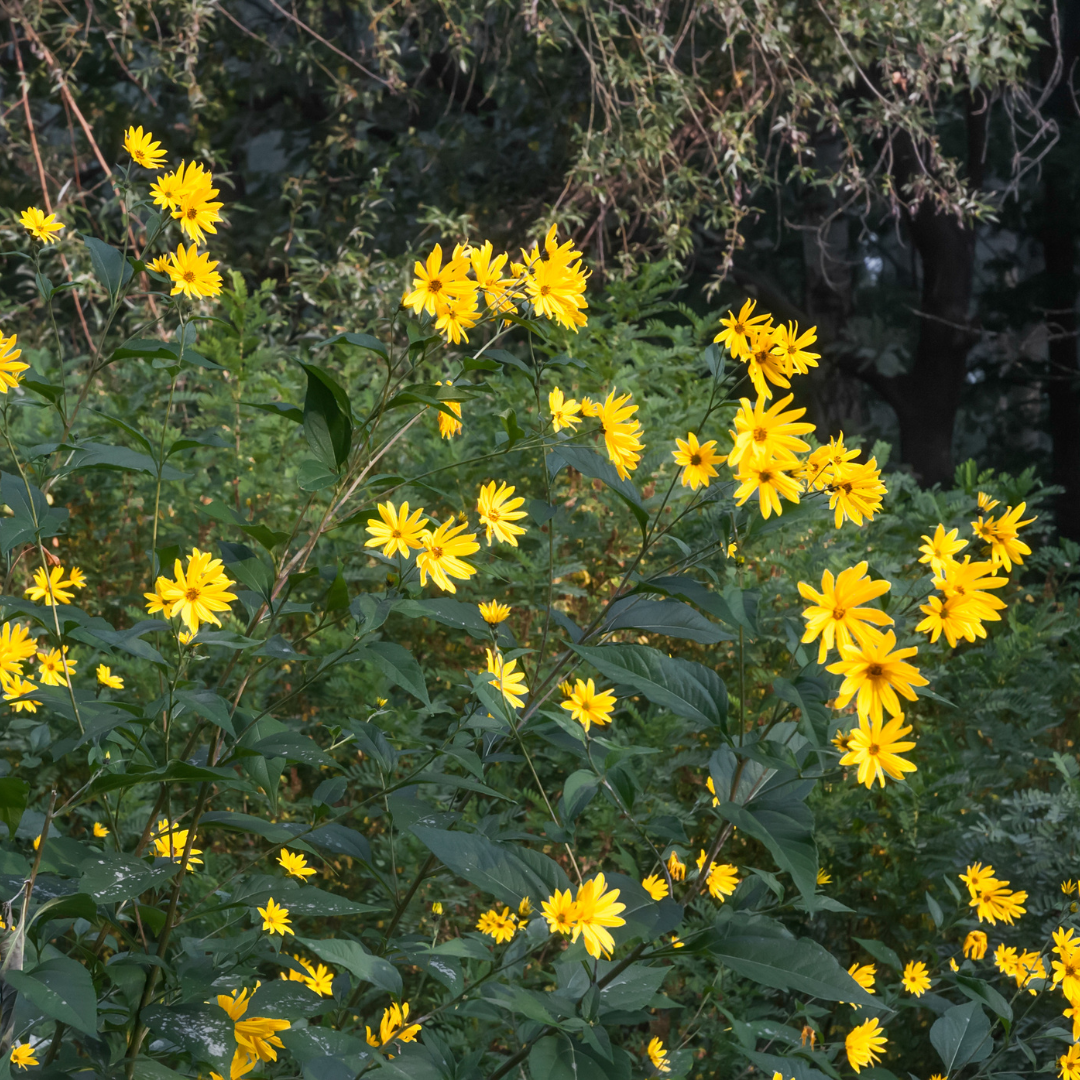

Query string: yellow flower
[839,713,918,789]
[549,386,582,432]
[706,862,740,901]
[402,243,475,317]
[733,454,802,519]
[744,324,790,399]
[646,1037,671,1074]
[727,394,814,472]
[434,290,480,344]
[3,675,39,713]
[476,906,517,943]
[278,850,316,880]
[470,240,514,311]
[366,1002,421,1048]
[902,960,931,996]
[485,648,528,709]
[672,432,724,490]
[173,181,224,245]
[150,160,210,210]
[144,576,171,616]
[918,524,968,577]
[521,225,589,331]
[595,388,645,480]
[0,621,38,679]
[477,480,528,546]
[166,242,224,300]
[967,873,1027,926]
[0,333,29,393]
[148,254,172,274]
[1063,880,1078,896]
[25,565,78,606]
[706,775,720,806]
[217,985,257,1022]
[258,897,294,937]
[560,677,616,732]
[641,874,669,900]
[37,647,76,687]
[93,822,109,838]
[847,961,877,1003]
[178,630,195,645]
[828,457,887,528]
[714,299,770,362]
[949,958,959,971]
[798,563,893,664]
[432,901,444,915]
[96,664,124,689]
[963,930,988,959]
[124,125,168,169]
[771,321,820,374]
[478,600,511,625]
[1052,927,1080,999]
[518,896,532,916]
[280,954,334,997]
[10,1044,38,1070]
[800,433,860,490]
[1065,999,1080,1043]
[416,518,479,593]
[571,873,626,959]
[827,630,928,722]
[972,502,1036,572]
[365,500,429,559]
[1060,1044,1080,1080]
[933,557,1008,627]
[234,1012,290,1068]
[1013,950,1046,993]
[151,817,203,870]
[541,888,577,934]
[845,1017,886,1072]
[916,593,987,648]
[20,206,65,244]
[667,851,686,881]
[158,548,237,633]
[817,868,832,885]
[433,379,463,438]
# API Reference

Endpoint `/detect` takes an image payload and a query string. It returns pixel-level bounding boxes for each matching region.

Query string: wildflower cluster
[144,548,237,636]
[541,873,627,959]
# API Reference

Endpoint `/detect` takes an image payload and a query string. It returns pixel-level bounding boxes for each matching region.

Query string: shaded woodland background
[1,0,1078,529]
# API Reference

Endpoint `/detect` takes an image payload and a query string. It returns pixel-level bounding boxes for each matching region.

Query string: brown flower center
[833,607,846,620]
[690,453,702,466]
[185,587,200,601]
[867,663,883,677]
[753,427,768,442]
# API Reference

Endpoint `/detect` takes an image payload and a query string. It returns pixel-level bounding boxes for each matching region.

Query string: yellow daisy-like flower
[0,621,38,678]
[364,500,429,559]
[416,518,480,593]
[147,254,172,274]
[733,454,802,519]
[646,1037,671,1074]
[541,887,577,934]
[672,432,724,490]
[366,1002,421,1048]
[166,242,224,299]
[1060,1044,1080,1080]
[477,480,528,546]
[797,562,893,664]
[173,179,224,245]
[706,862,740,901]
[20,206,65,244]
[518,896,532,916]
[641,874,669,900]
[846,1018,887,1073]
[144,576,171,616]
[478,600,511,625]
[827,630,928,722]
[159,549,237,634]
[25,565,78,606]
[0,333,29,393]
[595,388,645,480]
[37,647,76,687]
[432,901,444,914]
[123,125,168,169]
[972,502,1036,572]
[571,873,627,959]
[257,897,294,937]
[839,713,918,789]
[476,906,517,943]
[771,321,820,374]
[522,224,589,331]
[828,457,887,529]
[549,386,582,432]
[278,849,316,881]
[485,648,528,709]
[963,864,1027,926]
[902,960,931,996]
[151,817,203,871]
[96,664,124,689]
[3,675,40,713]
[727,394,814,471]
[470,240,514,312]
[963,929,988,959]
[744,324,790,400]
[714,298,770,361]
[433,379,463,439]
[667,851,686,881]
[918,523,968,577]
[817,868,832,885]
[10,1044,38,1070]
[93,822,109,838]
[402,243,475,317]
[434,290,480,345]
[560,677,616,732]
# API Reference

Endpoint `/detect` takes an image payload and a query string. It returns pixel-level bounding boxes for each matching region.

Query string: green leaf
[0,777,28,838]
[364,641,430,704]
[411,826,570,908]
[930,1002,993,1071]
[547,446,647,532]
[301,362,353,470]
[562,769,600,820]
[528,1035,629,1080]
[63,440,183,479]
[242,400,304,424]
[0,472,68,553]
[297,458,338,491]
[253,731,335,767]
[82,234,131,298]
[926,890,944,927]
[602,596,732,643]
[7,956,98,1035]
[597,961,668,1012]
[132,1059,192,1080]
[80,854,182,903]
[297,936,401,996]
[30,892,97,926]
[571,643,726,729]
[719,795,818,900]
[852,937,903,973]
[500,409,526,449]
[249,980,329,1018]
[705,912,877,1005]
[219,540,273,601]
[955,974,1013,1021]
[743,1050,835,1080]
[141,1004,235,1075]
[176,689,236,738]
[316,331,389,360]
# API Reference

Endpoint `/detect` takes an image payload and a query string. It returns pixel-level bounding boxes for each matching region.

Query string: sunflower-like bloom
[158,548,237,633]
[667,851,686,881]
[963,930,988,959]
[434,290,480,345]
[174,185,224,246]
[839,713,917,788]
[470,240,514,312]
[278,849,317,881]
[485,648,528,709]
[25,564,84,606]
[257,897,294,936]
[771,321,820,375]
[10,1045,38,1070]
[20,206,65,244]
[817,868,832,885]
[827,629,927,722]
[549,386,582,432]
[403,243,475,317]
[800,432,861,490]
[432,378,463,438]
[3,675,39,713]
[728,394,814,471]
[0,333,28,393]
[150,160,211,211]
[124,125,168,169]
[918,523,968,577]
[570,873,626,959]
[714,299,771,362]
[902,960,931,996]
[672,432,724,489]
[478,600,511,625]
[845,1018,887,1073]
[972,502,1036,572]
[1053,927,1080,1000]
[916,593,988,648]
[706,862,740,901]
[281,954,334,996]
[797,562,893,664]
[1060,1044,1080,1080]
[647,1037,672,1074]
[0,621,37,679]
[926,557,1008,644]
[961,863,1027,926]
[595,388,645,480]
[733,454,802,519]
[521,225,589,330]
[96,664,124,689]
[641,874,669,900]
[828,457,887,528]
[416,518,479,593]
[560,677,616,732]
[477,480,528,546]
[846,962,877,1006]
[365,500,429,559]
[476,906,518,943]
[37,647,76,687]
[366,1002,421,1048]
[152,817,203,871]
[542,887,577,934]
[166,242,223,299]
[744,324,791,400]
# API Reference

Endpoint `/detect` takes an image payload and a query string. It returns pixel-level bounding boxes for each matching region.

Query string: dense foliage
[0,128,1076,1080]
